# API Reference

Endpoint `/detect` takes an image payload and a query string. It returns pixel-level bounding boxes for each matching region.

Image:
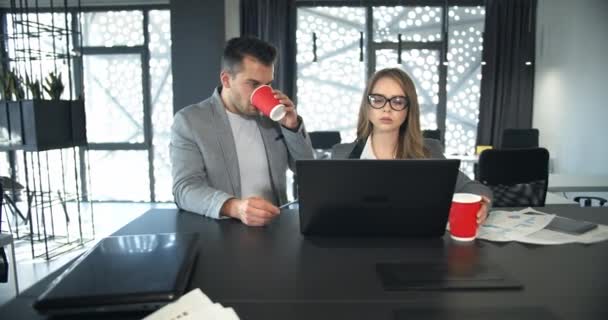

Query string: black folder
[34,233,200,316]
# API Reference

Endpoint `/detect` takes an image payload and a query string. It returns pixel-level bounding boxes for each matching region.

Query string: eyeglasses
[367,94,410,111]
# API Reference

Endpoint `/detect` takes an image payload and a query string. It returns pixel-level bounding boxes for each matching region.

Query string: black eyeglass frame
[367,94,410,111]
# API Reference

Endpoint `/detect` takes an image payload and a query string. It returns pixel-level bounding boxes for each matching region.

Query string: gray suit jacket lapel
[209,92,241,198]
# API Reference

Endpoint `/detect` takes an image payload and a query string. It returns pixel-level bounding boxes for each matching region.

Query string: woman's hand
[477,196,492,224]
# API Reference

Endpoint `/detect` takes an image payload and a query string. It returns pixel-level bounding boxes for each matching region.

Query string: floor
[0,201,176,307]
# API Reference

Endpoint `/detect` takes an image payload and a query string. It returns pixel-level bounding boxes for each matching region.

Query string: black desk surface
[2,205,607,319]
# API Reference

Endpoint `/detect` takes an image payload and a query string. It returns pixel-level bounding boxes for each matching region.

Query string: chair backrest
[422,129,441,141]
[501,128,539,149]
[295,131,342,197]
[309,131,341,150]
[573,196,607,207]
[478,148,549,207]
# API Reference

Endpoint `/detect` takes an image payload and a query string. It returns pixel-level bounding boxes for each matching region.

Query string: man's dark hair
[222,36,277,75]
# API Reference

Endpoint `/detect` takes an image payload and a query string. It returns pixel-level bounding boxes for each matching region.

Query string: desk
[548,174,608,192]
[1,205,607,319]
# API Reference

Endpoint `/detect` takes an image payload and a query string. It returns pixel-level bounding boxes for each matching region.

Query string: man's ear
[220,71,231,88]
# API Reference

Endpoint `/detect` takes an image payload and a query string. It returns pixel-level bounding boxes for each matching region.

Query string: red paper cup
[448,193,482,241]
[250,85,286,121]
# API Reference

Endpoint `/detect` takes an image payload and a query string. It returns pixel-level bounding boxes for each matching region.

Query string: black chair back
[293,131,342,199]
[309,131,341,150]
[501,128,539,149]
[422,129,441,141]
[573,196,607,207]
[478,148,549,207]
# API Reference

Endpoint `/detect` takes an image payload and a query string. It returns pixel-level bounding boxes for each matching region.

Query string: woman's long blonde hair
[356,68,428,159]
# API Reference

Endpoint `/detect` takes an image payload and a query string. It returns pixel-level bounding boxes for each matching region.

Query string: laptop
[34,233,200,316]
[296,159,460,237]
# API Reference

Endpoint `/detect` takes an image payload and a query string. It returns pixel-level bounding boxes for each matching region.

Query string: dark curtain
[0,182,6,283]
[477,0,537,147]
[240,0,297,99]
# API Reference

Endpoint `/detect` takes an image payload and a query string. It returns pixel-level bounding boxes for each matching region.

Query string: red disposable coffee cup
[250,85,286,121]
[448,193,482,241]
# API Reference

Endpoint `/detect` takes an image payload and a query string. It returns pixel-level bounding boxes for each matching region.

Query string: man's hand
[274,90,299,129]
[221,197,280,226]
[477,196,491,224]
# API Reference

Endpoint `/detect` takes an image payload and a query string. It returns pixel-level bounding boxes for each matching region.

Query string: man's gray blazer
[331,138,493,200]
[170,88,314,218]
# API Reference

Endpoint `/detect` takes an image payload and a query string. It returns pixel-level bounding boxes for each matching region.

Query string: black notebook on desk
[34,233,200,316]
[376,260,522,291]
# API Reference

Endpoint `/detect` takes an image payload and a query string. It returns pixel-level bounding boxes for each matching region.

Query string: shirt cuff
[281,115,303,133]
[210,193,235,220]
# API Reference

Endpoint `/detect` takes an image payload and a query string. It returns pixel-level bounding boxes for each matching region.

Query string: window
[296,2,485,166]
[81,9,173,201]
[2,8,173,202]
[296,7,366,142]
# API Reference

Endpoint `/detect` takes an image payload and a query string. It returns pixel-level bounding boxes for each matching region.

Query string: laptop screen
[35,233,199,314]
[296,159,460,237]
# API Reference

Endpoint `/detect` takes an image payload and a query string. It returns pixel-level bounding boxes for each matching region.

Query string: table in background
[1,205,607,319]
[548,174,608,193]
[545,192,576,204]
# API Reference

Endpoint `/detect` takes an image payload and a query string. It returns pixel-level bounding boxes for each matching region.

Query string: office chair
[478,148,550,207]
[309,131,342,159]
[0,176,27,232]
[309,131,342,150]
[422,129,441,141]
[573,196,607,207]
[293,131,342,199]
[501,128,539,149]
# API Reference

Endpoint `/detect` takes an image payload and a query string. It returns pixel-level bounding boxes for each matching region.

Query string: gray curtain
[477,0,537,147]
[240,0,297,99]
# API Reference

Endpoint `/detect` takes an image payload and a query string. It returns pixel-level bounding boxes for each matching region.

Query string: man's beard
[238,103,258,116]
[230,92,257,116]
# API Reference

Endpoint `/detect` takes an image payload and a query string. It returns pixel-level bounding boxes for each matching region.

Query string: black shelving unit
[0,0,94,260]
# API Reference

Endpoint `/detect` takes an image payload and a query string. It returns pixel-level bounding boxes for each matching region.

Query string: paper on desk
[477,208,555,242]
[516,228,583,245]
[143,288,240,320]
[478,207,608,245]
[518,224,608,245]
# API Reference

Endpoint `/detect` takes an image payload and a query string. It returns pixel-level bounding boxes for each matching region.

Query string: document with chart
[478,208,555,242]
[478,208,608,245]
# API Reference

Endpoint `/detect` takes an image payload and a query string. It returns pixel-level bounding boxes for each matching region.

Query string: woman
[332,68,492,223]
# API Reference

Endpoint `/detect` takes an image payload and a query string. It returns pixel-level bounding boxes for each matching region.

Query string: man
[170,36,313,226]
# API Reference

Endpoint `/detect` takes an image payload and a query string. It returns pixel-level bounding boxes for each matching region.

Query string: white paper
[516,228,583,245]
[478,207,608,245]
[518,224,608,245]
[578,224,608,244]
[477,208,555,242]
[143,288,239,320]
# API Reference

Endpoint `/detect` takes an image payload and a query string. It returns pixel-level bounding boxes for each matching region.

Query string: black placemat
[376,261,522,290]
[394,307,559,320]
